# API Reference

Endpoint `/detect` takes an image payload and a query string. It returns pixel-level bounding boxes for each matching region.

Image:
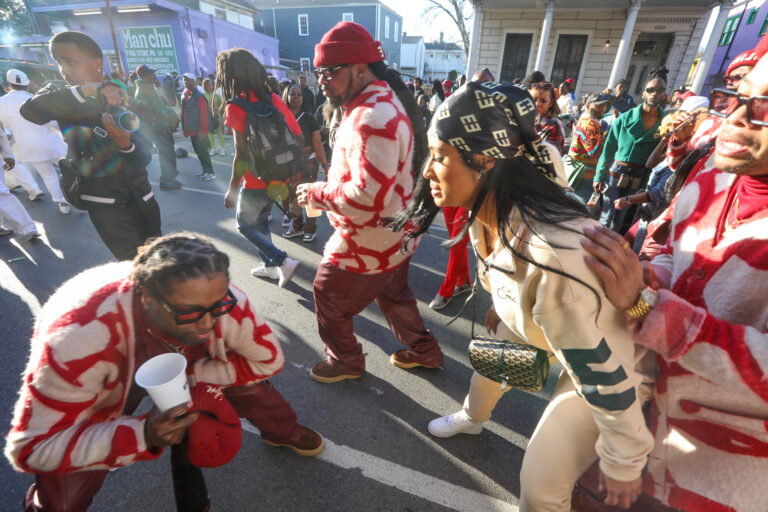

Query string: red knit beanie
[726,50,760,76]
[314,22,385,67]
[186,384,242,468]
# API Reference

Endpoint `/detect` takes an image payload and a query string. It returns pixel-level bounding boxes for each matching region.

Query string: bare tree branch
[423,0,472,58]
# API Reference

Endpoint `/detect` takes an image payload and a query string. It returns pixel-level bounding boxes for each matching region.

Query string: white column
[690,1,736,94]
[607,0,643,89]
[466,0,484,77]
[533,0,555,72]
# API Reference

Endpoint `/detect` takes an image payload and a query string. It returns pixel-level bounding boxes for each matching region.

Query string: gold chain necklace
[143,326,186,355]
[724,193,768,235]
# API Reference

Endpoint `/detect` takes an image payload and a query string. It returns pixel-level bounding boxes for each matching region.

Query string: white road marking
[240,420,518,512]
[0,260,42,316]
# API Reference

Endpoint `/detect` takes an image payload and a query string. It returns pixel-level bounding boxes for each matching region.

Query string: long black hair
[215,48,271,112]
[432,79,445,101]
[369,61,428,182]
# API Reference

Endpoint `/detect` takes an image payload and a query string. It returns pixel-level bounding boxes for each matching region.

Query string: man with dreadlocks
[6,233,324,511]
[594,67,668,233]
[294,22,443,383]
[218,48,303,288]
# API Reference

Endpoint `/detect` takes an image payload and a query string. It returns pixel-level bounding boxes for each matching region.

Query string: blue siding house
[253,0,403,74]
[704,0,768,95]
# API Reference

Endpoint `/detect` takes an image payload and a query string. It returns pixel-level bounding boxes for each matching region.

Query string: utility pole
[105,0,125,77]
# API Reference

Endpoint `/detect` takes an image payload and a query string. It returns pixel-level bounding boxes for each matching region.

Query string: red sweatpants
[24,380,300,512]
[313,259,444,374]
[438,206,471,298]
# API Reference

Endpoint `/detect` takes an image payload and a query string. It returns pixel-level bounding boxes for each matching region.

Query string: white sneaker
[251,265,279,280]
[428,410,484,438]
[58,202,71,215]
[29,191,44,201]
[281,214,292,227]
[278,257,300,288]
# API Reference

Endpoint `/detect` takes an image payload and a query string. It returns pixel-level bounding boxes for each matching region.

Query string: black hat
[586,92,611,105]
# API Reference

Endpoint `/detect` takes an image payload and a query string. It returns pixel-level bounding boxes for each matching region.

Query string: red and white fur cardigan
[633,153,768,511]
[5,262,284,474]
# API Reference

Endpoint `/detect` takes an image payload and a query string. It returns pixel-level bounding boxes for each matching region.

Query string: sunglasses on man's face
[644,87,665,94]
[531,82,553,90]
[313,63,350,81]
[157,289,238,325]
[709,88,768,126]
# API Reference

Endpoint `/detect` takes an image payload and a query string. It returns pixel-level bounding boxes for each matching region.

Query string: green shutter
[747,8,758,25]
[761,13,768,35]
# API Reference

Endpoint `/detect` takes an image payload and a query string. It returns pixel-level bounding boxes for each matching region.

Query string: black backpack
[229,97,305,182]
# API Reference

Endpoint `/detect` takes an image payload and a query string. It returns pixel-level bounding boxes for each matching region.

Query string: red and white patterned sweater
[633,153,768,511]
[5,262,284,474]
[306,80,416,274]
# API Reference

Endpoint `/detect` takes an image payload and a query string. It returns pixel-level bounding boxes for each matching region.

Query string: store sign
[120,26,179,75]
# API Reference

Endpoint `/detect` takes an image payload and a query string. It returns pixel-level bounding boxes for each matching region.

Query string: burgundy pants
[24,380,300,512]
[437,206,471,298]
[313,259,443,374]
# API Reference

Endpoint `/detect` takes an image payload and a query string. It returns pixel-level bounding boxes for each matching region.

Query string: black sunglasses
[530,82,553,90]
[157,289,238,325]
[313,63,350,80]
[644,86,665,94]
[710,88,768,126]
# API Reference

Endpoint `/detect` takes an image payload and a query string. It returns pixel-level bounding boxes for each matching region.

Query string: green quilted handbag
[468,336,550,392]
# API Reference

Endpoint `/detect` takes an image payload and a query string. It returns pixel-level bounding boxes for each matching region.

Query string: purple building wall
[705,1,768,95]
[22,0,283,79]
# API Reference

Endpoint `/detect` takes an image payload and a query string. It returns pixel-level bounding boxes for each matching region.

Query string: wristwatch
[624,287,659,320]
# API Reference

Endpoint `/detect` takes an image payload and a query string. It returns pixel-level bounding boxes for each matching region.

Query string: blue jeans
[598,162,647,232]
[236,188,286,267]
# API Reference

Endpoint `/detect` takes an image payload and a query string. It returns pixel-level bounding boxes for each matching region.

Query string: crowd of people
[2,20,768,512]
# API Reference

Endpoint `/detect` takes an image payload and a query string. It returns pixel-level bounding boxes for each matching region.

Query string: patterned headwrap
[428,81,558,183]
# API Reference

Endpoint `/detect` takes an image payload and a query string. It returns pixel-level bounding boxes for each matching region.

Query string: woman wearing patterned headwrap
[392,82,654,510]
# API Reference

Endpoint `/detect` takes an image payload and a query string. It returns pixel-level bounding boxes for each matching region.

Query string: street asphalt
[0,133,562,511]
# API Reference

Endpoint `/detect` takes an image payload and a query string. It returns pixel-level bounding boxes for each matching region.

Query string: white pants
[0,174,36,235]
[4,160,43,198]
[25,159,65,203]
[461,321,600,512]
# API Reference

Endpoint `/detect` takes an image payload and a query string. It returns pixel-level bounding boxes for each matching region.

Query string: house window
[298,14,309,36]
[394,21,399,42]
[499,33,533,82]
[342,12,353,22]
[214,8,227,20]
[300,58,310,73]
[385,16,390,39]
[747,8,759,24]
[550,34,588,86]
[719,15,741,46]
[761,14,768,35]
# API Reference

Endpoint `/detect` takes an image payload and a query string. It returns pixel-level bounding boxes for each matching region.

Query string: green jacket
[134,78,177,131]
[594,104,665,183]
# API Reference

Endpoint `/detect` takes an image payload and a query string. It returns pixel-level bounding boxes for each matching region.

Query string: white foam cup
[134,353,191,412]
[305,204,322,218]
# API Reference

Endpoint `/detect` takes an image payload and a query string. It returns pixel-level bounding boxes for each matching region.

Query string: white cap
[679,96,709,113]
[182,72,195,80]
[7,69,29,87]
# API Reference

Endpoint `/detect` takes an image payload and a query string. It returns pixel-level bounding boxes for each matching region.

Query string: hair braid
[130,233,230,296]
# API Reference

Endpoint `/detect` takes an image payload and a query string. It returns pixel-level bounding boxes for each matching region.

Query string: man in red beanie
[297,22,443,383]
